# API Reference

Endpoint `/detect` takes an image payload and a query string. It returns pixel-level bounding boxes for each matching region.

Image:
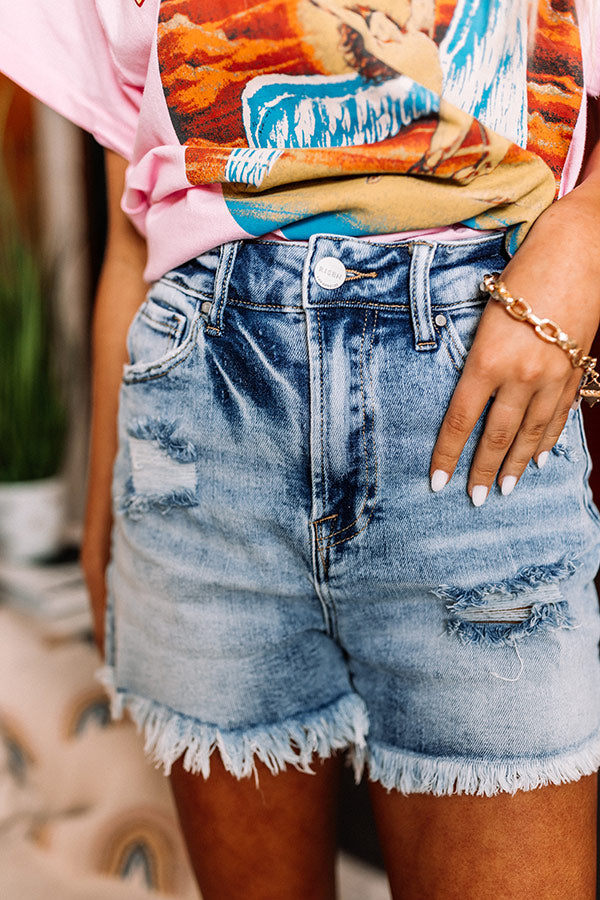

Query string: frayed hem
[366,736,600,797]
[96,665,369,779]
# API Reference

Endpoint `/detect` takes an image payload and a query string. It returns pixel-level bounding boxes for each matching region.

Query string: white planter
[0,477,65,561]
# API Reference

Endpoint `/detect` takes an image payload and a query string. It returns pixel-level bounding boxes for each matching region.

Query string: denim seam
[315,310,370,542]
[208,242,239,335]
[445,324,466,364]
[123,340,196,383]
[139,310,184,338]
[316,310,379,547]
[316,309,327,509]
[308,302,409,311]
[438,320,467,372]
[409,243,437,350]
[122,317,200,383]
[441,339,463,374]
[313,513,338,582]
[310,515,339,633]
[302,233,505,251]
[159,278,213,304]
[574,407,600,530]
[227,299,304,311]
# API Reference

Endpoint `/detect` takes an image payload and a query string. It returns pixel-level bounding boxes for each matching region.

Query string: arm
[80,149,147,654]
[430,99,600,504]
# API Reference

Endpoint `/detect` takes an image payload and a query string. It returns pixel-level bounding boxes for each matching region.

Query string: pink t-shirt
[0,0,597,282]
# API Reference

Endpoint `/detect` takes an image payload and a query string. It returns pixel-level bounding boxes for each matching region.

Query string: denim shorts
[100,232,600,796]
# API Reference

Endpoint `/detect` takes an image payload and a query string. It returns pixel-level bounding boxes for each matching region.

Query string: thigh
[369,774,597,900]
[169,753,342,900]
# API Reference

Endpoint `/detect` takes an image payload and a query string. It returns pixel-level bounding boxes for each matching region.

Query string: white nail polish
[537,451,549,469]
[431,470,449,492]
[471,485,488,507]
[501,475,517,496]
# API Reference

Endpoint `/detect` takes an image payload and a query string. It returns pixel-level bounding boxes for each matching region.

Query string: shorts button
[435,313,447,326]
[314,257,346,290]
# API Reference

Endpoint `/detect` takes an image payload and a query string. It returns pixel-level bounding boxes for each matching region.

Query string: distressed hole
[119,478,198,520]
[446,586,577,648]
[127,418,198,463]
[552,442,572,460]
[119,423,199,519]
[129,438,197,495]
[432,554,579,612]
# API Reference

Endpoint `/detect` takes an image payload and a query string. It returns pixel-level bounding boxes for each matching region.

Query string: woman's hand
[430,164,600,505]
[80,150,147,656]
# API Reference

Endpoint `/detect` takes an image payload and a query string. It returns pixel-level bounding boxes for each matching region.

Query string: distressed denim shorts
[100,232,600,796]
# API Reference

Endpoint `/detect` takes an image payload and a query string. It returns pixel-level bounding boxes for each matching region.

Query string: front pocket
[126,297,187,369]
[435,300,486,371]
[123,282,201,383]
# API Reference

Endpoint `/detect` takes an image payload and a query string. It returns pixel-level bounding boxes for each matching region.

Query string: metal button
[434,313,447,327]
[314,257,346,290]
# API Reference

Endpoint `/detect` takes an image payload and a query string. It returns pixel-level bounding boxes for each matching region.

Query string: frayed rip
[127,418,198,463]
[432,555,579,611]
[118,477,198,519]
[366,736,600,797]
[552,442,574,461]
[96,665,369,780]
[447,599,577,647]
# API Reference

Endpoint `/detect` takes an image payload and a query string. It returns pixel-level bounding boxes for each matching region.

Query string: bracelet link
[481,274,600,407]
[506,297,530,321]
[534,320,562,344]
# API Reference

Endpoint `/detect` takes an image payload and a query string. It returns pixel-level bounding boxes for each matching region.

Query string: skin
[430,119,600,505]
[83,101,600,897]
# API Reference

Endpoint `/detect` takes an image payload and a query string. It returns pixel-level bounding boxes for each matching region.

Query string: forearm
[81,150,146,647]
[83,248,146,565]
[500,100,600,335]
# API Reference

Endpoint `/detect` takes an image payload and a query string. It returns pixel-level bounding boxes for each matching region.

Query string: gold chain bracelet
[481,273,600,407]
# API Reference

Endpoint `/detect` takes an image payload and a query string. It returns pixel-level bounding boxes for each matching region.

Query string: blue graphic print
[439,0,528,147]
[224,73,440,187]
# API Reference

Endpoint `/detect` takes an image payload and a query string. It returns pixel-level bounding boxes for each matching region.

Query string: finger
[530,372,582,469]
[430,371,496,491]
[467,384,533,505]
[495,390,560,495]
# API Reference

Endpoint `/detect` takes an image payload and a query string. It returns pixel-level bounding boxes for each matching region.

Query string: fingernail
[501,475,517,496]
[471,485,488,507]
[536,451,549,469]
[431,470,449,493]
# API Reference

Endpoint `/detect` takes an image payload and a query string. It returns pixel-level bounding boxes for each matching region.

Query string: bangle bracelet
[481,273,600,407]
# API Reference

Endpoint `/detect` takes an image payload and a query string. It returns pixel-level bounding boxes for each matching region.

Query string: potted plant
[0,82,68,561]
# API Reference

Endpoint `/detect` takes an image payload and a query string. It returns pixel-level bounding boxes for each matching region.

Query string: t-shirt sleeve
[0,0,145,159]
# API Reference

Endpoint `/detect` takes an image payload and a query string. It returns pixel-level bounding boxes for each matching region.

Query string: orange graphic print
[157,0,582,245]
[526,0,584,183]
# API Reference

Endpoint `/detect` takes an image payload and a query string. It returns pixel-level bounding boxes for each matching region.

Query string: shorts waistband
[161,232,507,314]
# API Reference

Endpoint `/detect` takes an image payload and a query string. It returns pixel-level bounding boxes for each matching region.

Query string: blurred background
[0,76,598,899]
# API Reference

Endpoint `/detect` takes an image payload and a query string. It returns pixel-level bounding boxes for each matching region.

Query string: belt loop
[408,242,437,351]
[207,241,241,334]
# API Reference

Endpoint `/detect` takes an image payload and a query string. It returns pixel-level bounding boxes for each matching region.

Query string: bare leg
[169,752,342,900]
[369,774,597,900]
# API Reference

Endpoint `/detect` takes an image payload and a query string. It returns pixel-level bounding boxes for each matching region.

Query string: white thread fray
[366,737,600,797]
[96,665,368,779]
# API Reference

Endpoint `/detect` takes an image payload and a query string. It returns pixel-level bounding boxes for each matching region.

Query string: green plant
[0,83,67,482]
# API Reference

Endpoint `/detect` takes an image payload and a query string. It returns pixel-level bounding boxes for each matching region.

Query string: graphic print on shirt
[157,0,583,244]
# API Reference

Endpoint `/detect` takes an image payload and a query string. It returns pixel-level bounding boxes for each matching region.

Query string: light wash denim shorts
[100,233,600,796]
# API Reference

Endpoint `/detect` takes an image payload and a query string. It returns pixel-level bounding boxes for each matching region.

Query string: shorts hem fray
[365,734,600,797]
[96,664,369,779]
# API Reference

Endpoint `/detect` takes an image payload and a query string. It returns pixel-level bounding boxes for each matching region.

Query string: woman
[2,1,600,897]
